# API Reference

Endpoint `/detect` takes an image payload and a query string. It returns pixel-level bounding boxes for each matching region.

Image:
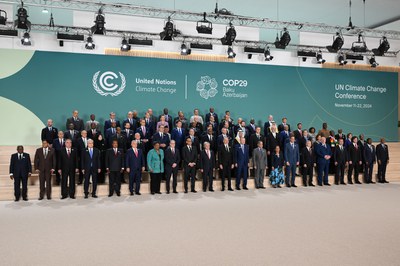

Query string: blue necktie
[89,149,93,158]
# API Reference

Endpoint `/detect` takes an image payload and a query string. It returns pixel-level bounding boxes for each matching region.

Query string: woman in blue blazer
[147,142,164,194]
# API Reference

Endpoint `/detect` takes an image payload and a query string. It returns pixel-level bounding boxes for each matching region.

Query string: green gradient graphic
[0,48,397,144]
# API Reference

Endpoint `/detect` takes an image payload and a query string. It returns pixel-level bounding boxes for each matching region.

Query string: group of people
[9,107,391,202]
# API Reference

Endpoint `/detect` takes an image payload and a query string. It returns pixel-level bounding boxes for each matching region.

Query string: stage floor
[1,183,400,266]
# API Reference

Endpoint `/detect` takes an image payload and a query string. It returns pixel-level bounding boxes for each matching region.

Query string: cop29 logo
[196,76,218,100]
[92,71,126,97]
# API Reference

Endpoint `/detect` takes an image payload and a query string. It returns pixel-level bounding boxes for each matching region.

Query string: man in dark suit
[123,111,138,132]
[113,127,128,154]
[206,115,219,135]
[105,140,125,197]
[335,129,345,140]
[301,140,315,186]
[246,119,257,136]
[334,138,348,185]
[249,126,264,158]
[199,142,215,192]
[81,139,101,198]
[105,121,117,148]
[76,130,89,185]
[364,138,376,184]
[65,110,84,132]
[278,117,291,133]
[278,125,290,152]
[171,121,186,152]
[234,137,249,190]
[9,145,32,201]
[164,140,181,194]
[315,137,332,186]
[218,137,234,191]
[85,114,100,132]
[136,118,151,153]
[57,139,78,199]
[284,136,300,187]
[358,134,366,174]
[298,130,310,152]
[104,112,121,135]
[293,123,303,141]
[64,123,79,146]
[122,122,134,150]
[87,123,103,149]
[347,136,362,184]
[263,115,274,135]
[144,111,156,135]
[217,128,232,147]
[152,125,170,150]
[182,137,198,193]
[187,128,200,152]
[201,128,217,154]
[41,119,58,146]
[266,125,279,174]
[34,140,56,200]
[205,107,219,125]
[125,140,145,195]
[53,131,65,185]
[376,138,389,183]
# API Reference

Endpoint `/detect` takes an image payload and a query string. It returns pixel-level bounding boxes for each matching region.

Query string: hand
[35,169,39,173]
[126,168,130,173]
[58,170,61,175]
[9,175,13,180]
[313,163,316,167]
[267,151,270,155]
[378,160,381,165]
[219,165,223,170]
[387,160,389,165]
[51,169,55,174]
[106,168,110,173]
[253,166,257,170]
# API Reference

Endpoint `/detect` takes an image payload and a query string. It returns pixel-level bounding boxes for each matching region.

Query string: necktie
[226,145,229,152]
[161,133,163,138]
[19,154,21,160]
[67,149,70,158]
[355,144,358,149]
[188,146,191,152]
[341,146,343,151]
[44,149,48,159]
[179,128,181,135]
[84,138,87,148]
[71,130,74,138]
[209,135,212,141]
[165,115,168,122]
[172,148,175,155]
[129,118,132,124]
[60,139,63,147]
[134,149,138,157]
[241,145,244,153]
[49,127,52,131]
[207,150,211,159]
[291,143,294,149]
[74,117,76,121]
[142,126,146,135]
[112,128,115,134]
[89,149,93,158]
[114,149,117,156]
[92,130,95,135]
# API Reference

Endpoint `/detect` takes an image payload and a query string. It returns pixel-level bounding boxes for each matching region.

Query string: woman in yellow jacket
[147,142,164,195]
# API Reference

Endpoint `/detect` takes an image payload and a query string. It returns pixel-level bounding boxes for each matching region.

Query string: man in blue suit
[126,140,145,195]
[315,136,332,186]
[171,121,186,151]
[364,138,376,184]
[81,139,101,198]
[9,146,32,201]
[279,125,290,153]
[104,112,121,135]
[284,135,300,187]
[152,125,170,150]
[234,137,249,190]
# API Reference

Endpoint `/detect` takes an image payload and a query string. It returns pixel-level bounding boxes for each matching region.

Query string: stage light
[372,36,390,56]
[42,8,48,14]
[221,23,236,46]
[264,47,274,61]
[120,38,131,51]
[91,8,106,35]
[227,47,236,58]
[274,28,291,49]
[160,16,176,41]
[196,12,213,34]
[0,9,7,25]
[351,34,367,53]
[21,31,31,46]
[338,54,347,65]
[15,2,31,30]
[180,42,191,55]
[85,36,95,50]
[316,51,326,64]
[369,56,379,68]
[326,32,344,53]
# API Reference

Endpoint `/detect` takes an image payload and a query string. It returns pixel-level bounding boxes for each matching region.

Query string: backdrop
[0,48,398,145]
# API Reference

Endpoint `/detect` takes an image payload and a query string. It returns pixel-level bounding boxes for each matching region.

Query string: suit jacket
[205,113,219,125]
[278,131,290,150]
[147,149,164,173]
[53,138,65,152]
[334,145,348,165]
[136,126,151,140]
[335,133,346,140]
[278,123,291,132]
[284,142,300,164]
[76,137,89,155]
[87,130,104,150]
[234,144,249,166]
[66,117,84,132]
[271,152,284,169]
[123,118,139,132]
[187,135,200,152]
[252,147,268,169]
[152,132,170,147]
[9,153,32,177]
[293,129,303,141]
[263,121,273,135]
[112,134,127,152]
[85,120,100,132]
[199,149,215,172]
[104,119,121,135]
[121,129,134,144]
[105,148,124,171]
[81,148,101,171]
[364,144,376,164]
[298,136,310,152]
[217,134,232,147]
[41,127,58,144]
[181,145,198,168]
[201,134,217,152]
[301,147,315,167]
[34,147,56,172]
[218,144,233,167]
[164,147,181,168]
[347,144,362,163]
[64,130,80,145]
[105,128,117,147]
[357,140,366,162]
[125,148,145,170]
[267,132,279,152]
[246,124,257,136]
[315,143,332,164]
[171,128,186,150]
[249,133,265,156]
[376,143,389,163]
[58,148,78,172]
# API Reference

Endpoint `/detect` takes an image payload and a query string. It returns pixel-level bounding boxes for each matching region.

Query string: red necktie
[134,149,138,157]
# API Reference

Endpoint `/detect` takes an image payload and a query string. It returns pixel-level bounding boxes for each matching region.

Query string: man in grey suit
[252,141,268,189]
[284,135,300,187]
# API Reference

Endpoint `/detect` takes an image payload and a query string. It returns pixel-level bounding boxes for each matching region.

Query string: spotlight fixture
[316,51,326,64]
[351,34,367,53]
[91,8,106,35]
[274,28,291,49]
[326,32,344,53]
[42,8,48,14]
[338,54,348,65]
[227,47,236,58]
[221,23,236,46]
[21,31,31,46]
[160,16,179,41]
[15,2,31,30]
[180,42,191,55]
[85,36,95,50]
[196,12,213,34]
[369,56,379,68]
[302,57,307,62]
[120,38,131,51]
[0,9,7,25]
[372,36,390,56]
[264,46,274,61]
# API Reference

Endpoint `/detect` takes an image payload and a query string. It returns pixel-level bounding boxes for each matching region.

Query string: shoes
[324,183,331,186]
[236,187,241,190]
[221,188,225,191]
[370,181,376,184]
[130,192,134,196]
[340,182,346,185]
[116,192,121,197]
[191,190,197,193]
[309,183,315,187]
[151,192,155,195]
[61,196,67,200]
[355,181,362,184]
[136,192,141,195]
[184,190,188,193]
[166,191,170,194]
[47,197,51,200]
[77,182,82,185]
[173,191,178,194]
[260,186,266,189]
[228,188,234,191]
[317,183,323,186]
[14,198,19,202]
[92,195,98,198]
[384,180,389,183]
[291,184,297,188]
[209,189,214,192]
[70,196,76,199]
[277,185,282,188]
[348,181,354,185]
[286,184,291,188]
[84,195,89,199]
[108,194,113,197]
[23,198,28,201]
[243,187,249,190]
[156,192,162,194]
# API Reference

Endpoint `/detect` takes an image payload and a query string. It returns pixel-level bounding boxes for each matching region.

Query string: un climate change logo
[196,76,218,100]
[92,71,126,97]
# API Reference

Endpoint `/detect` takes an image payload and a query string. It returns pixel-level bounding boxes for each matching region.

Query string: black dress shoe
[209,189,214,192]
[184,190,188,193]
[173,191,178,194]
[260,186,266,189]
[78,182,82,185]
[130,192,134,196]
[221,188,225,191]
[166,191,170,194]
[236,187,241,190]
[348,181,354,185]
[291,184,297,188]
[108,194,113,197]
[23,198,28,201]
[136,192,141,195]
[84,195,89,199]
[191,190,197,193]
[228,188,234,191]
[309,183,315,187]
[277,185,282,188]
[151,192,155,195]
[370,181,376,184]
[243,187,249,190]
[324,183,331,186]
[286,184,291,188]
[334,182,339,185]
[340,182,346,185]
[384,180,389,183]
[317,183,323,186]
[70,196,76,199]
[203,189,207,192]
[92,195,98,198]
[14,199,20,202]
[116,192,121,197]
[47,197,51,200]
[61,196,67,200]
[38,197,44,201]
[156,192,162,194]
[355,181,362,184]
